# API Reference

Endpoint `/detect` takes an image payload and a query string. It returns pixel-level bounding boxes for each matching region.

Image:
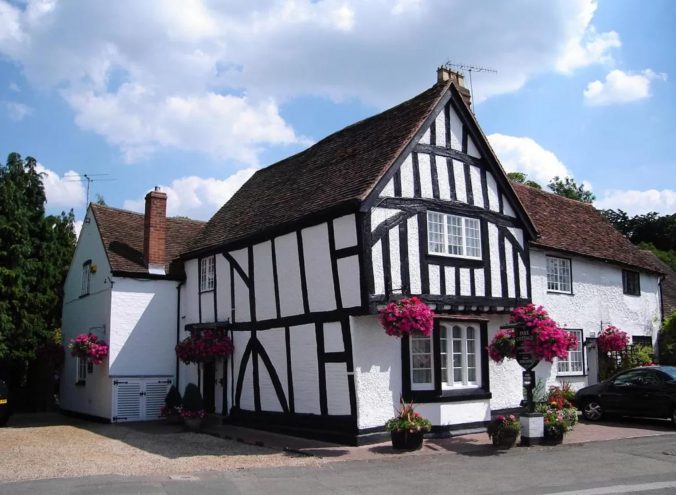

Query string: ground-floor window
[404,319,489,401]
[557,329,584,375]
[76,357,87,384]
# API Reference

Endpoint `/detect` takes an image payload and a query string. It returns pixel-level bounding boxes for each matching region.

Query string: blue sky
[0,0,674,233]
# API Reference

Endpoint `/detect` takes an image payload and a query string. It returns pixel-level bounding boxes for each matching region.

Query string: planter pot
[390,430,425,451]
[184,417,204,432]
[543,430,564,445]
[492,431,519,449]
[165,413,183,425]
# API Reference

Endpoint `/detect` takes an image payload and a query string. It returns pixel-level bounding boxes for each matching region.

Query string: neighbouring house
[61,69,665,443]
[60,190,204,422]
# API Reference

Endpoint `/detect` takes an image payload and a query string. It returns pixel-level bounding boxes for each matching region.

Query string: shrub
[182,383,204,412]
[487,414,520,442]
[385,399,432,432]
[164,385,182,411]
[658,311,676,365]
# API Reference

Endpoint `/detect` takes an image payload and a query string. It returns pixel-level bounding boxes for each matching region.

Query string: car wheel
[582,399,604,421]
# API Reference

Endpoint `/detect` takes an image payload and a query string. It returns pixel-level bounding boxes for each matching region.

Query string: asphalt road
[2,434,676,495]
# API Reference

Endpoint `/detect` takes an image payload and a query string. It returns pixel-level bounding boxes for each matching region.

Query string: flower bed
[378,297,434,338]
[68,333,109,365]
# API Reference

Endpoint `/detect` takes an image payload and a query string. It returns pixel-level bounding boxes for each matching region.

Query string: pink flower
[378,297,434,338]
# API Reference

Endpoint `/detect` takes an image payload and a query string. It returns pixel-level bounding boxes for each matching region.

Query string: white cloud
[487,134,572,186]
[595,189,676,216]
[583,69,667,106]
[9,82,20,92]
[35,164,86,209]
[5,101,32,120]
[0,0,619,160]
[72,220,83,240]
[123,168,257,220]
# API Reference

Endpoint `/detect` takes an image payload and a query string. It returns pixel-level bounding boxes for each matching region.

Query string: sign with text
[514,325,539,371]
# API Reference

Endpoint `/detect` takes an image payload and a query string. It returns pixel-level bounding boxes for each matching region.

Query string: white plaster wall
[179,259,200,392]
[302,223,337,312]
[475,268,486,297]
[371,208,400,231]
[215,254,231,322]
[486,173,499,212]
[467,136,481,158]
[372,239,384,295]
[60,207,114,419]
[449,106,462,150]
[502,195,516,217]
[429,264,440,295]
[325,362,351,415]
[487,315,524,410]
[437,157,451,201]
[200,291,215,323]
[389,227,402,293]
[333,214,358,249]
[434,109,446,147]
[505,241,515,298]
[417,401,490,425]
[323,322,344,352]
[230,248,251,322]
[379,178,394,197]
[445,266,456,295]
[257,328,287,412]
[400,155,414,197]
[109,277,177,377]
[337,255,361,308]
[459,268,471,296]
[233,331,255,411]
[275,232,304,317]
[488,223,501,297]
[289,324,320,414]
[253,241,277,321]
[453,160,467,203]
[407,216,421,293]
[469,165,483,208]
[418,153,433,198]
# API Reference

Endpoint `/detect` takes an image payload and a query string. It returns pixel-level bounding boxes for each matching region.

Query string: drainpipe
[175,280,185,390]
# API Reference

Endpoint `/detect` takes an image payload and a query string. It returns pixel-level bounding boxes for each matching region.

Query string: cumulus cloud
[0,0,619,162]
[123,168,257,220]
[487,134,572,186]
[595,189,676,216]
[35,164,87,209]
[5,101,32,120]
[583,69,667,106]
[72,220,84,240]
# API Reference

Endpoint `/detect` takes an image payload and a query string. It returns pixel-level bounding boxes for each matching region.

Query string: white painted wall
[301,223,336,313]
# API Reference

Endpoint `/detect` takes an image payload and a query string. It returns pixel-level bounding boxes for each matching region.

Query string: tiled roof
[188,81,451,254]
[512,183,663,274]
[651,258,676,316]
[90,204,205,279]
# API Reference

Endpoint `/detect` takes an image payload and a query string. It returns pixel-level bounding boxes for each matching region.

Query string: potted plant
[181,383,206,431]
[385,399,432,451]
[68,333,109,365]
[378,297,434,338]
[537,385,578,445]
[161,385,183,424]
[486,414,520,449]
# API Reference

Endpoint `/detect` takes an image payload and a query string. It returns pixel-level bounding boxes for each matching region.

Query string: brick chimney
[437,67,472,109]
[143,186,167,275]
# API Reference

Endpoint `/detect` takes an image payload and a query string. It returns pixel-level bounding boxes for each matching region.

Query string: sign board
[514,325,539,371]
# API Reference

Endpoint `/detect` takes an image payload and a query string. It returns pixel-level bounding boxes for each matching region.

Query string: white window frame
[441,323,481,390]
[546,256,572,293]
[410,333,434,390]
[427,211,482,260]
[81,260,91,296]
[557,329,584,376]
[200,256,215,292]
[76,357,87,383]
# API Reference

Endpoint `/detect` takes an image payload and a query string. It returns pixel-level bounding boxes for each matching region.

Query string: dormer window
[81,260,92,296]
[200,256,215,292]
[427,211,481,259]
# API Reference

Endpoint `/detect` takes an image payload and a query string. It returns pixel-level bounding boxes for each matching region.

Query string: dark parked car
[0,379,9,426]
[575,366,676,425]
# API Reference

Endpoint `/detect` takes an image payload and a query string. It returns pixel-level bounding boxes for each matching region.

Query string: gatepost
[513,324,543,446]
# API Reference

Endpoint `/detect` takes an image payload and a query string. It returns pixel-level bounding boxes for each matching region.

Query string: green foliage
[164,385,182,409]
[95,194,107,206]
[384,399,432,432]
[182,383,204,412]
[658,311,676,365]
[547,176,595,203]
[507,172,542,190]
[0,153,76,365]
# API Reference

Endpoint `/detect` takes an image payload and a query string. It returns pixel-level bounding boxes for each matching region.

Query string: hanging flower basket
[487,304,578,363]
[68,333,109,365]
[176,328,233,364]
[378,297,434,338]
[597,325,629,353]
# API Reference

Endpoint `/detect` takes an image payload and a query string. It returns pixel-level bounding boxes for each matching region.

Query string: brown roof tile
[90,204,205,279]
[513,183,663,274]
[188,82,450,254]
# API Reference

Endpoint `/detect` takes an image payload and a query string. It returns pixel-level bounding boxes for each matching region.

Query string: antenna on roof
[63,173,116,205]
[442,62,497,110]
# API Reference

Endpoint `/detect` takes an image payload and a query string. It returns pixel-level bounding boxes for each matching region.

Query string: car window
[613,370,645,386]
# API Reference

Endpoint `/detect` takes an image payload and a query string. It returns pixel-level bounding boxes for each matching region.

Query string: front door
[202,362,216,413]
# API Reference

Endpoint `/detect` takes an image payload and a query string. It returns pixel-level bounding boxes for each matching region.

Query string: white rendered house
[60,191,203,422]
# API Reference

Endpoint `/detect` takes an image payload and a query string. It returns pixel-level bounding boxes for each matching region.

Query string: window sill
[199,288,215,294]
[546,290,574,296]
[405,389,491,404]
[623,292,640,297]
[557,372,585,378]
[79,293,89,299]
[427,251,482,262]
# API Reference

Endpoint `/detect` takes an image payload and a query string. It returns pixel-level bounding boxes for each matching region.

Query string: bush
[658,311,676,365]
[182,383,203,412]
[164,385,182,409]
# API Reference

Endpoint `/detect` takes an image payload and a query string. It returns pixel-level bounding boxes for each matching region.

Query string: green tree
[547,176,595,203]
[0,153,75,372]
[507,172,542,190]
[95,194,107,206]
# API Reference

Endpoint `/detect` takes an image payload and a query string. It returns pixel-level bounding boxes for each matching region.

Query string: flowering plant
[176,329,234,364]
[180,408,206,419]
[487,305,578,363]
[385,399,432,433]
[68,333,109,365]
[597,325,629,353]
[378,297,434,338]
[160,404,181,417]
[486,414,520,442]
[536,385,578,436]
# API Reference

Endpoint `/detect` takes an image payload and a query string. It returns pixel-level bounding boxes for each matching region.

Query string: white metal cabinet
[112,377,172,422]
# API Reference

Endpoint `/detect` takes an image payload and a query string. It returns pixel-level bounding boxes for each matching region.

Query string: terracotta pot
[390,430,425,451]
[184,416,204,431]
[492,431,519,449]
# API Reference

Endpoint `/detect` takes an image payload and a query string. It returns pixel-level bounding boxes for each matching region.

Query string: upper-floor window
[76,357,87,384]
[622,270,640,296]
[81,260,92,296]
[427,211,481,259]
[200,256,215,292]
[547,256,572,293]
[558,329,583,375]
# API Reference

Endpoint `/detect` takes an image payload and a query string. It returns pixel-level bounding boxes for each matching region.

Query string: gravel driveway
[0,413,319,482]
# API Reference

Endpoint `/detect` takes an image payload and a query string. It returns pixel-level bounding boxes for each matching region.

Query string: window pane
[547,257,571,292]
[447,215,464,255]
[427,212,445,254]
[464,218,481,258]
[558,330,583,374]
[410,334,433,386]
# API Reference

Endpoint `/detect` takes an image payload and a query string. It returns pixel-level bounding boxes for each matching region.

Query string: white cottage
[60,190,204,422]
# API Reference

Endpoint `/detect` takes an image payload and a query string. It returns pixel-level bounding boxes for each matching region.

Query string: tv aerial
[63,173,116,205]
[442,62,497,109]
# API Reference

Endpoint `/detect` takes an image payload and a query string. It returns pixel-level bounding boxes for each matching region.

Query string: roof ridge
[511,182,597,209]
[89,202,203,223]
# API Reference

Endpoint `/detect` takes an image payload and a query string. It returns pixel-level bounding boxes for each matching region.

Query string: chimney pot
[144,188,167,275]
[436,67,472,109]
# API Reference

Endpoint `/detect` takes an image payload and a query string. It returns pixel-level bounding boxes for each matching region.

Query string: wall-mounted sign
[514,325,539,371]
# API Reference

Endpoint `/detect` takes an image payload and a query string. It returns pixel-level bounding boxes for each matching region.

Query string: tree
[547,176,595,203]
[0,153,75,377]
[507,172,542,190]
[95,194,107,206]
